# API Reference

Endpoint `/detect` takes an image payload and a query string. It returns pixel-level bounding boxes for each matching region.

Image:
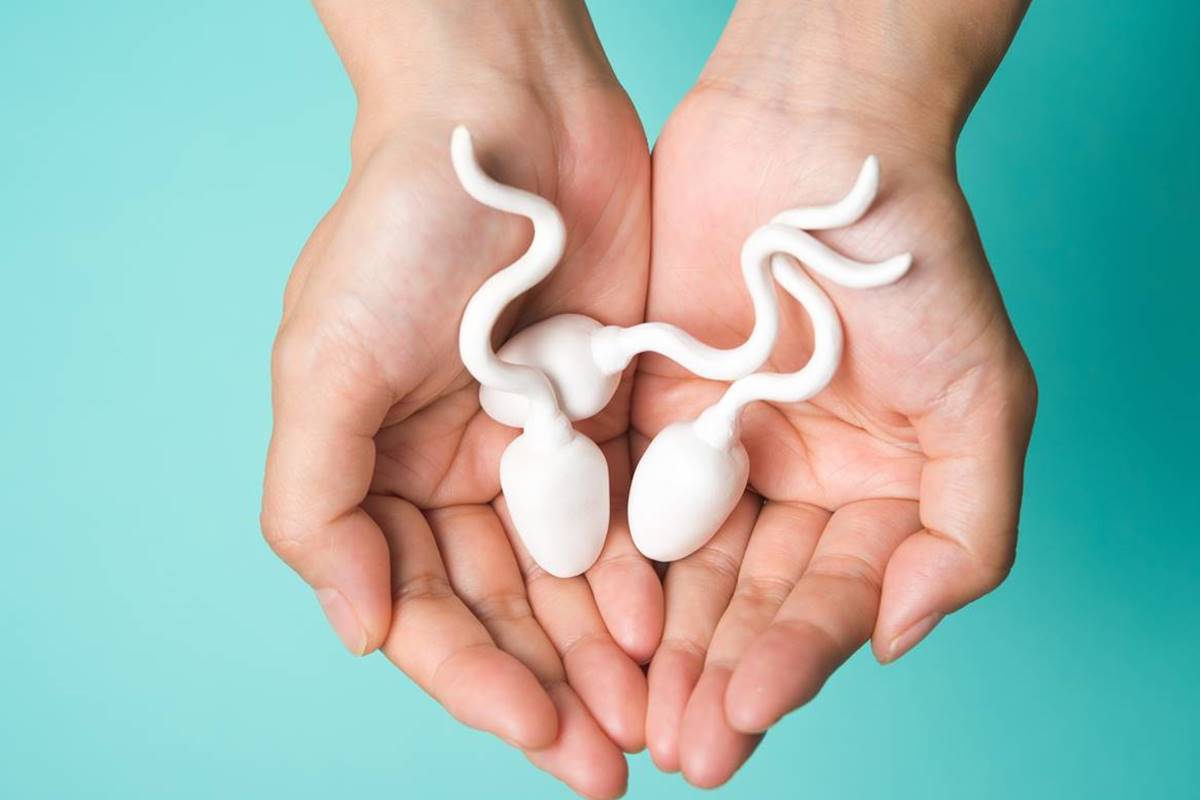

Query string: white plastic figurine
[452,124,911,574]
[452,127,609,578]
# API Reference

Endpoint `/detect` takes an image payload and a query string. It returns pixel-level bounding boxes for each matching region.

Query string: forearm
[701,0,1030,154]
[312,0,616,153]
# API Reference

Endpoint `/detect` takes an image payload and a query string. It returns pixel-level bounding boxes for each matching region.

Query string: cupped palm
[636,88,1036,786]
[263,84,659,799]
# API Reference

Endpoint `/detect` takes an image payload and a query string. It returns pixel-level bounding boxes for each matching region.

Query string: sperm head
[479,314,621,428]
[500,422,611,578]
[628,421,749,562]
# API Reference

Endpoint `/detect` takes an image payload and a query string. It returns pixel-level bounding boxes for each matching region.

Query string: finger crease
[589,550,651,579]
[734,574,795,609]
[559,631,607,661]
[678,545,742,587]
[393,572,455,605]
[466,591,535,626]
[806,553,885,596]
[658,635,709,661]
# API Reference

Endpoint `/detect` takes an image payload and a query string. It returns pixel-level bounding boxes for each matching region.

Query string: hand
[261,3,658,796]
[637,1,1036,786]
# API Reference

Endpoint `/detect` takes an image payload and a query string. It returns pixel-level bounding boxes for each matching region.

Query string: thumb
[873,352,1036,663]
[261,312,395,654]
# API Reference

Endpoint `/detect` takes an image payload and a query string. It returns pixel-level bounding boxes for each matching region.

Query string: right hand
[261,5,658,795]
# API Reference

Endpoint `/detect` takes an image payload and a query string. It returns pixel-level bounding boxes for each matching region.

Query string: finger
[678,501,826,787]
[496,494,648,755]
[528,687,629,800]
[587,508,662,664]
[261,312,394,654]
[427,504,567,685]
[725,498,920,733]
[366,496,557,749]
[678,668,763,789]
[427,503,625,797]
[586,437,664,664]
[875,359,1037,662]
[705,502,828,668]
[645,494,759,772]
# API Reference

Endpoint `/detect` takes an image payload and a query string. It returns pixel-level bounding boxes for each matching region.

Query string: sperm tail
[770,155,880,230]
[692,155,911,444]
[452,125,566,425]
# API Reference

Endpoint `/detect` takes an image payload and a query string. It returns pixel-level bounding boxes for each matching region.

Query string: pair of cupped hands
[261,7,1036,795]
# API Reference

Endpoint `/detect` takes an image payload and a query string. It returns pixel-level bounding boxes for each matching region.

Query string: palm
[268,86,659,798]
[636,89,1035,785]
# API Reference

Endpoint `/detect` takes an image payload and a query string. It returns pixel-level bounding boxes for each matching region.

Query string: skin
[263,0,1037,794]
[640,0,1036,787]
[261,2,658,796]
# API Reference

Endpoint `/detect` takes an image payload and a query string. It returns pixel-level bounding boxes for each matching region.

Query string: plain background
[2,1,1197,797]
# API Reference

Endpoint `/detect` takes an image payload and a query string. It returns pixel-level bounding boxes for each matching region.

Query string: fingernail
[885,613,943,664]
[315,588,367,655]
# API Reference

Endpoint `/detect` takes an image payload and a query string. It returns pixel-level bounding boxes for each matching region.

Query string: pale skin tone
[262,1,1036,795]
[641,0,1036,785]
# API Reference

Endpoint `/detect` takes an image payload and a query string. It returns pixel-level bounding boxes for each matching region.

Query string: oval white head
[501,421,610,577]
[628,421,749,562]
[480,314,621,428]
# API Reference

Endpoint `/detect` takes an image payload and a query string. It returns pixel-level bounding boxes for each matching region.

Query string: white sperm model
[451,125,911,575]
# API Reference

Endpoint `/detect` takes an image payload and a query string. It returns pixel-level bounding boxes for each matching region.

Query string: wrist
[314,0,617,155]
[698,0,1029,159]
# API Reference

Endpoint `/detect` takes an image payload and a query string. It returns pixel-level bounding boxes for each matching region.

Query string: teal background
[2,1,1197,797]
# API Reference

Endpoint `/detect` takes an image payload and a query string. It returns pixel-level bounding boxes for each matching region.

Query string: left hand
[636,52,1036,786]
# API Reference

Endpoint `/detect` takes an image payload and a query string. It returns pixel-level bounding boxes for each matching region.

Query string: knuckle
[1000,350,1039,432]
[1018,356,1038,410]
[259,504,324,561]
[975,544,1016,593]
[271,300,385,390]
[930,526,1017,598]
[270,324,311,386]
[259,505,300,550]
